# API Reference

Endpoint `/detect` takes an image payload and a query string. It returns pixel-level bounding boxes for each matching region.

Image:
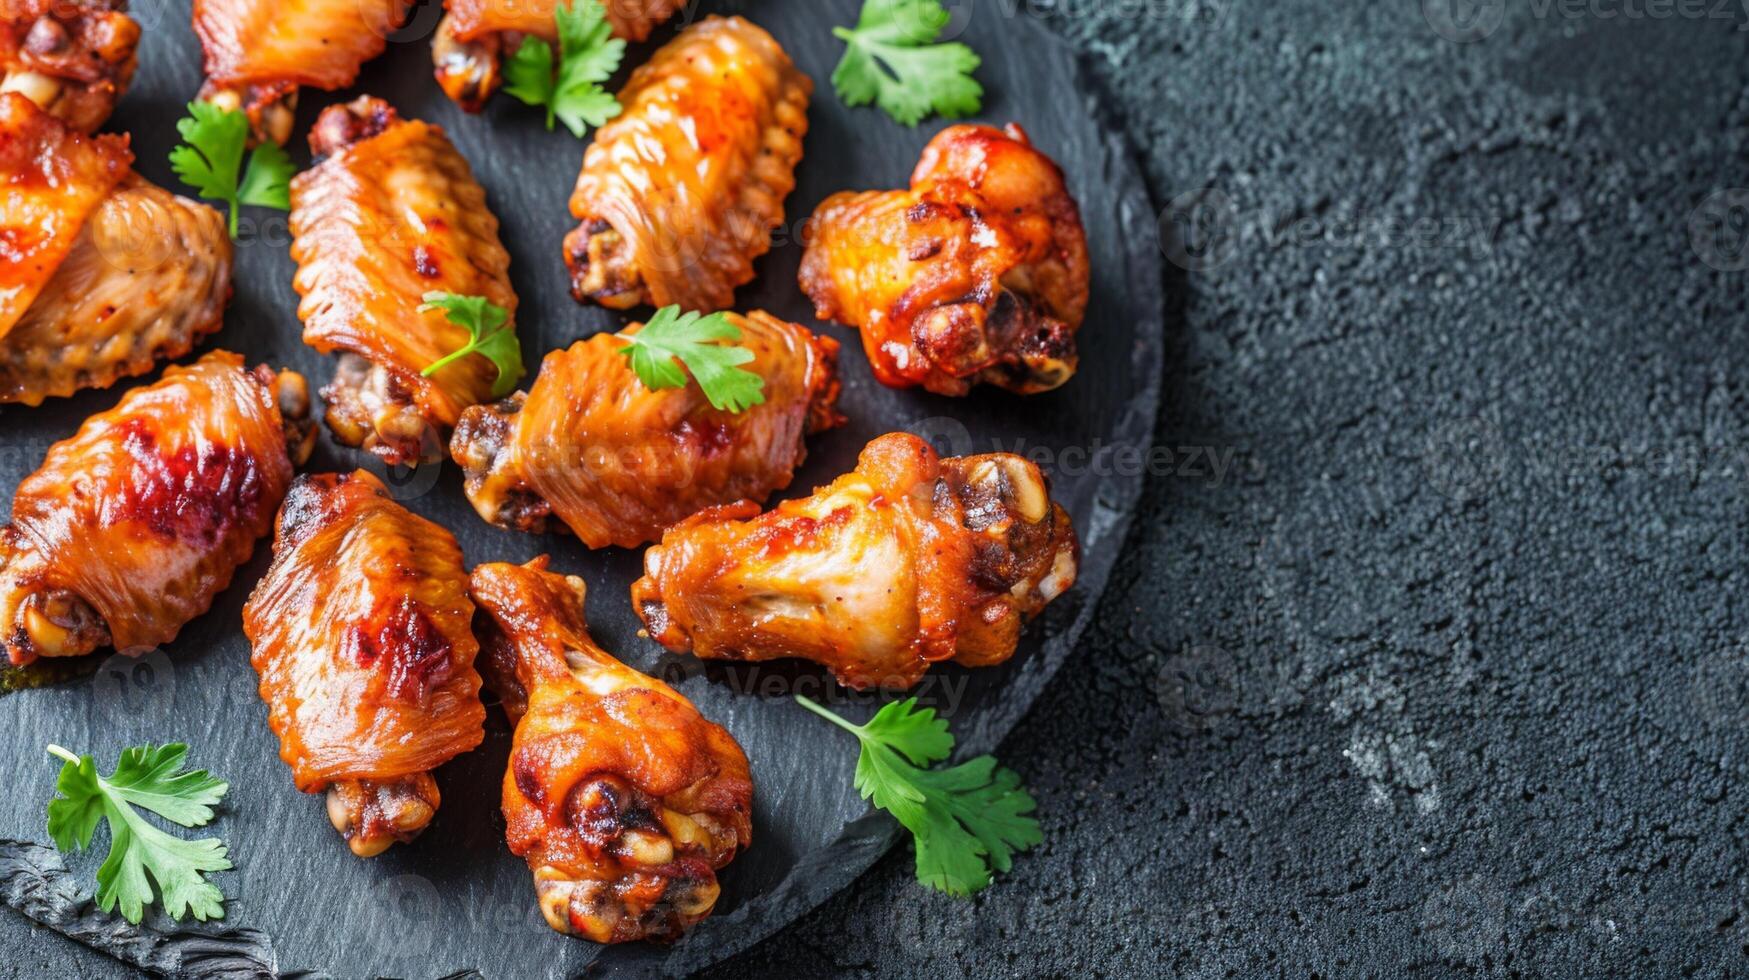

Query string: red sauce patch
[412,245,440,278]
[674,418,732,457]
[115,419,264,546]
[344,594,453,701]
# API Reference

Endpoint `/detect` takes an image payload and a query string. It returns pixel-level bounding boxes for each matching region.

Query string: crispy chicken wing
[470,558,751,942]
[432,0,687,110]
[291,96,520,465]
[563,16,810,313]
[0,350,312,666]
[799,123,1090,396]
[193,0,409,143]
[632,432,1079,689]
[0,95,232,405]
[451,310,841,549]
[243,470,485,858]
[0,0,138,133]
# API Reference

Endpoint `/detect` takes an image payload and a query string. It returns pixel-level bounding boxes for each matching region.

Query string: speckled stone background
[8,0,1749,976]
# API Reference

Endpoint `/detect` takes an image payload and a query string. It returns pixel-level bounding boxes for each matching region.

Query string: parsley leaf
[796,697,1042,896]
[617,306,767,413]
[419,292,525,398]
[832,0,983,126]
[502,0,625,138]
[45,743,231,924]
[167,101,294,238]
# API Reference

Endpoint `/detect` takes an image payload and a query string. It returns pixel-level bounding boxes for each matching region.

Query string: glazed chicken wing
[563,16,810,313]
[471,558,751,943]
[1,0,138,133]
[193,0,409,143]
[243,470,486,858]
[451,310,841,549]
[0,350,311,666]
[799,123,1090,396]
[0,94,232,405]
[632,433,1079,689]
[291,96,520,465]
[433,0,687,110]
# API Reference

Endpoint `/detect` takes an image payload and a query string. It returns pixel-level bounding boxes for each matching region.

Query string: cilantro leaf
[167,101,295,237]
[419,292,525,398]
[796,696,1041,896]
[617,306,768,413]
[45,744,232,924]
[503,0,625,137]
[832,0,984,126]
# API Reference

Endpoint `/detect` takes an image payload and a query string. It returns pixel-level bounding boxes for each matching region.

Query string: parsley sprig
[45,743,231,924]
[617,306,767,413]
[796,696,1041,896]
[503,0,625,138]
[167,102,295,238]
[420,292,525,398]
[832,0,984,126]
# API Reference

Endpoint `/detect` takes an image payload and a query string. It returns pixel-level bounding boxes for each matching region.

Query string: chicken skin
[291,96,520,465]
[563,16,810,313]
[451,310,842,550]
[0,94,232,406]
[192,0,409,144]
[0,0,138,133]
[632,433,1079,690]
[0,350,312,667]
[432,0,687,110]
[799,123,1090,396]
[243,470,486,858]
[470,558,752,943]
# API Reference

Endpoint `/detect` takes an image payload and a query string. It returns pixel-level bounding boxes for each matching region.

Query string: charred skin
[449,310,842,549]
[563,16,810,313]
[470,559,751,943]
[799,123,1090,396]
[243,470,485,857]
[0,352,308,666]
[631,432,1080,690]
[291,95,520,466]
[0,0,139,134]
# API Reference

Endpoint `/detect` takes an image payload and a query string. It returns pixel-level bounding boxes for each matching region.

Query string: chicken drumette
[1,0,138,133]
[0,350,312,666]
[632,433,1079,689]
[799,123,1090,396]
[291,95,520,465]
[243,470,486,858]
[451,310,841,549]
[471,557,752,942]
[432,0,686,110]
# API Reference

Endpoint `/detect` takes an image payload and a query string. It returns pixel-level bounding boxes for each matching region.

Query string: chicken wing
[799,123,1090,396]
[470,557,751,942]
[0,350,312,667]
[563,16,810,313]
[451,310,841,549]
[0,0,138,133]
[632,432,1079,689]
[243,470,485,858]
[192,0,409,144]
[0,95,233,405]
[432,0,687,110]
[291,96,520,465]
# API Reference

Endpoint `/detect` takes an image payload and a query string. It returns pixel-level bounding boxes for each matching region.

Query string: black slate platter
[0,1,1162,975]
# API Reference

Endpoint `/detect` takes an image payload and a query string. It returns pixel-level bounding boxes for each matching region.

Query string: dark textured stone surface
[714,2,1749,978]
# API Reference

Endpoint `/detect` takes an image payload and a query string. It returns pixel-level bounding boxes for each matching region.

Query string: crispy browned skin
[563,16,810,313]
[291,96,519,465]
[433,0,687,110]
[451,310,842,549]
[243,470,485,858]
[0,0,138,133]
[471,558,751,943]
[799,123,1090,396]
[0,350,311,667]
[193,0,408,143]
[632,432,1080,690]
